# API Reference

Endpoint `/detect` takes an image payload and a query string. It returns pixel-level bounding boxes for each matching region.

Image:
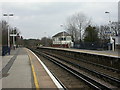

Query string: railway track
[50,71,67,90]
[37,48,119,77]
[41,51,120,87]
[32,49,119,90]
[38,47,120,72]
[62,52,120,73]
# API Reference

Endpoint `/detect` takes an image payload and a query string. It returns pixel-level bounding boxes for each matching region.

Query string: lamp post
[105,12,114,51]
[3,13,14,48]
[44,32,47,46]
[60,25,65,48]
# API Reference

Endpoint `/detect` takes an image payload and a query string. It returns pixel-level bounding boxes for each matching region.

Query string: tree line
[1,20,23,47]
[1,12,118,49]
[0,20,52,48]
[23,37,52,48]
[64,12,118,49]
[21,12,119,49]
[65,12,118,43]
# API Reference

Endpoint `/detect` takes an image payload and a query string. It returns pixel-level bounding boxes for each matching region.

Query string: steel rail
[66,54,120,73]
[50,71,67,90]
[38,47,119,73]
[33,49,112,90]
[43,51,120,87]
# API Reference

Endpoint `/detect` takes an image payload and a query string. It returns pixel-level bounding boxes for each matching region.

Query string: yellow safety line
[27,50,40,90]
[31,65,40,90]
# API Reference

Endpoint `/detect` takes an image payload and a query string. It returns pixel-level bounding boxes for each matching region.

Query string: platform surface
[1,48,60,89]
[26,48,58,88]
[2,48,32,88]
[42,47,119,58]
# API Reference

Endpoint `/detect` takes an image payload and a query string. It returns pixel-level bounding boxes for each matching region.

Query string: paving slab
[2,48,32,88]
[2,48,62,89]
[2,48,19,69]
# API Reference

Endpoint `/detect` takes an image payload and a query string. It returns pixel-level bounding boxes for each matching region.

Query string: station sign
[10,34,17,36]
[105,31,111,34]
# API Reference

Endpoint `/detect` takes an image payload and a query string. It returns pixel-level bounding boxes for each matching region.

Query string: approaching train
[52,31,73,48]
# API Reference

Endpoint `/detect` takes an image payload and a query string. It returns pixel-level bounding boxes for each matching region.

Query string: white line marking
[28,49,64,90]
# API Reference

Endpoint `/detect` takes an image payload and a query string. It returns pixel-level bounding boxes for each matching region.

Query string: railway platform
[1,48,62,89]
[41,47,119,58]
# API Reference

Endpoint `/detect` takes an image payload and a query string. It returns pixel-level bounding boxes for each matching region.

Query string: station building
[52,31,73,48]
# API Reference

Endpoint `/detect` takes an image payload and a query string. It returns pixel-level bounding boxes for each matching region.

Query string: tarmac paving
[46,47,119,58]
[1,48,62,89]
[26,48,58,88]
[2,48,33,88]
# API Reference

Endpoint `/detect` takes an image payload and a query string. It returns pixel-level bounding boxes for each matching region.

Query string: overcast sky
[0,0,119,39]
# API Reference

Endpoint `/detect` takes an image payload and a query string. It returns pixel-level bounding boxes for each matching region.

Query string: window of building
[59,37,66,41]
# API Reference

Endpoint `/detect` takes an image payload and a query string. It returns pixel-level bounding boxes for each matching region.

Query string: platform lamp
[105,12,114,51]
[60,25,64,48]
[3,13,14,48]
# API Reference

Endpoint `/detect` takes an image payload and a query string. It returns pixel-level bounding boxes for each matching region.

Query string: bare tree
[65,19,79,42]
[111,22,118,36]
[2,20,22,47]
[65,12,91,43]
[40,37,52,47]
[99,25,110,40]
[98,21,118,42]
[2,20,8,46]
